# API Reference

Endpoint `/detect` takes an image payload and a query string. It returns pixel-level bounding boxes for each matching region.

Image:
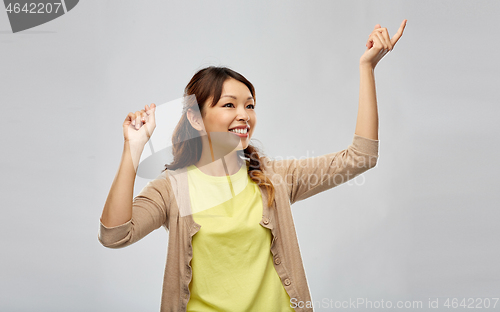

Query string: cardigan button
[274,257,281,265]
[263,217,269,225]
[284,278,291,286]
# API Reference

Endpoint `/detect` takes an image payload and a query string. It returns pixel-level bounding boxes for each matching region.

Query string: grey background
[1,0,499,311]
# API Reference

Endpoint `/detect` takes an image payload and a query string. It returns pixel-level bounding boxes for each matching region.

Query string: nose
[236,105,250,121]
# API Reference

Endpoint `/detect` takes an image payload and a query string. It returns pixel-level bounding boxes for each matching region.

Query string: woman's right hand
[123,103,156,145]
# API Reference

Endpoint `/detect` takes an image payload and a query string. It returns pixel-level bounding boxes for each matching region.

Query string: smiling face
[200,78,256,150]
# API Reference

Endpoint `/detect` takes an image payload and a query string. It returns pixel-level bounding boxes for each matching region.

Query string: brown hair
[162,66,275,207]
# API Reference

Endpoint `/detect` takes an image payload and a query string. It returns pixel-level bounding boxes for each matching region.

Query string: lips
[229,128,248,134]
[228,125,250,130]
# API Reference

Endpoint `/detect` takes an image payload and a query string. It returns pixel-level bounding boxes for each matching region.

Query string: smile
[229,128,248,137]
[229,128,248,134]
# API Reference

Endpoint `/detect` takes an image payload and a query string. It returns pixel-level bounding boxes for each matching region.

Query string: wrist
[359,62,375,71]
[123,140,145,171]
[123,139,146,154]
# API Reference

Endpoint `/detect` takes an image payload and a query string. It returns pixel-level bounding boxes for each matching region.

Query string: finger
[141,107,148,124]
[366,37,372,49]
[150,104,156,124]
[145,103,156,125]
[138,112,145,129]
[366,35,374,49]
[375,30,389,51]
[368,33,384,57]
[391,19,407,46]
[374,24,381,30]
[374,31,388,51]
[139,109,146,123]
[135,112,142,130]
[126,112,135,125]
[380,28,393,50]
[367,30,379,49]
[147,103,157,113]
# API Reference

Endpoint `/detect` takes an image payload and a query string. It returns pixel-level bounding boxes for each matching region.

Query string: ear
[186,108,204,132]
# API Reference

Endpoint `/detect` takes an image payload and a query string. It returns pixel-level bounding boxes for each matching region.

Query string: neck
[195,136,244,177]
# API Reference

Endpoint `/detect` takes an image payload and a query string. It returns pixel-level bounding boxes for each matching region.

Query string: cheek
[250,114,257,128]
[204,114,224,129]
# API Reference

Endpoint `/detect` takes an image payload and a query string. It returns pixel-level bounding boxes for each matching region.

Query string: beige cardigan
[98,134,379,312]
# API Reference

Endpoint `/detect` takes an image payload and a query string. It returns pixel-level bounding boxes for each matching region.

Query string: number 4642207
[6,2,62,14]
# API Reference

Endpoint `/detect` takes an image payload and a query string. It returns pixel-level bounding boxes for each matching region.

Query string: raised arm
[98,104,169,249]
[266,21,407,204]
[100,104,157,227]
[355,20,407,140]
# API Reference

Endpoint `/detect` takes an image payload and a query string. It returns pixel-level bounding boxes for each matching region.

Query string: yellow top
[186,161,294,312]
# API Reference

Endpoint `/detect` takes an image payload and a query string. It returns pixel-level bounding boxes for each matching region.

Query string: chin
[235,144,245,151]
[235,140,249,151]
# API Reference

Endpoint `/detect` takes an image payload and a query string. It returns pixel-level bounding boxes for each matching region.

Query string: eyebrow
[221,95,254,101]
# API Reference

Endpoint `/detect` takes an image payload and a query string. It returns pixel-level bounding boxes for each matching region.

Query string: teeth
[230,128,247,134]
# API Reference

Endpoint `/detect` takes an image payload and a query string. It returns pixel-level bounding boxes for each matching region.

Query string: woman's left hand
[360,19,407,69]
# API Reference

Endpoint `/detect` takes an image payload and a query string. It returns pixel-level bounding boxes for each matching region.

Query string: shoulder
[256,155,295,180]
[137,169,177,200]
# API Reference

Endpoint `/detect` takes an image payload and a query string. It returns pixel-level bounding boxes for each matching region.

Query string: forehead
[220,78,253,100]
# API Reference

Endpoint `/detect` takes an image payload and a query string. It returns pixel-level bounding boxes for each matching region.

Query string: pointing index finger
[391,19,407,46]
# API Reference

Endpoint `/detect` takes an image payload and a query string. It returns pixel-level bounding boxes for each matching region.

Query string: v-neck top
[185,163,294,311]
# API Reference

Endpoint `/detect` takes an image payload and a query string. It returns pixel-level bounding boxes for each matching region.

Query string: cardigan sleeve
[97,177,170,249]
[266,134,379,205]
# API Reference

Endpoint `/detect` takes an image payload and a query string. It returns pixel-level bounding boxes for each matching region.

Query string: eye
[246,104,255,109]
[223,103,234,108]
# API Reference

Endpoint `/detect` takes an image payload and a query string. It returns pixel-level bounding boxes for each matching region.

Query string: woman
[98,20,407,312]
